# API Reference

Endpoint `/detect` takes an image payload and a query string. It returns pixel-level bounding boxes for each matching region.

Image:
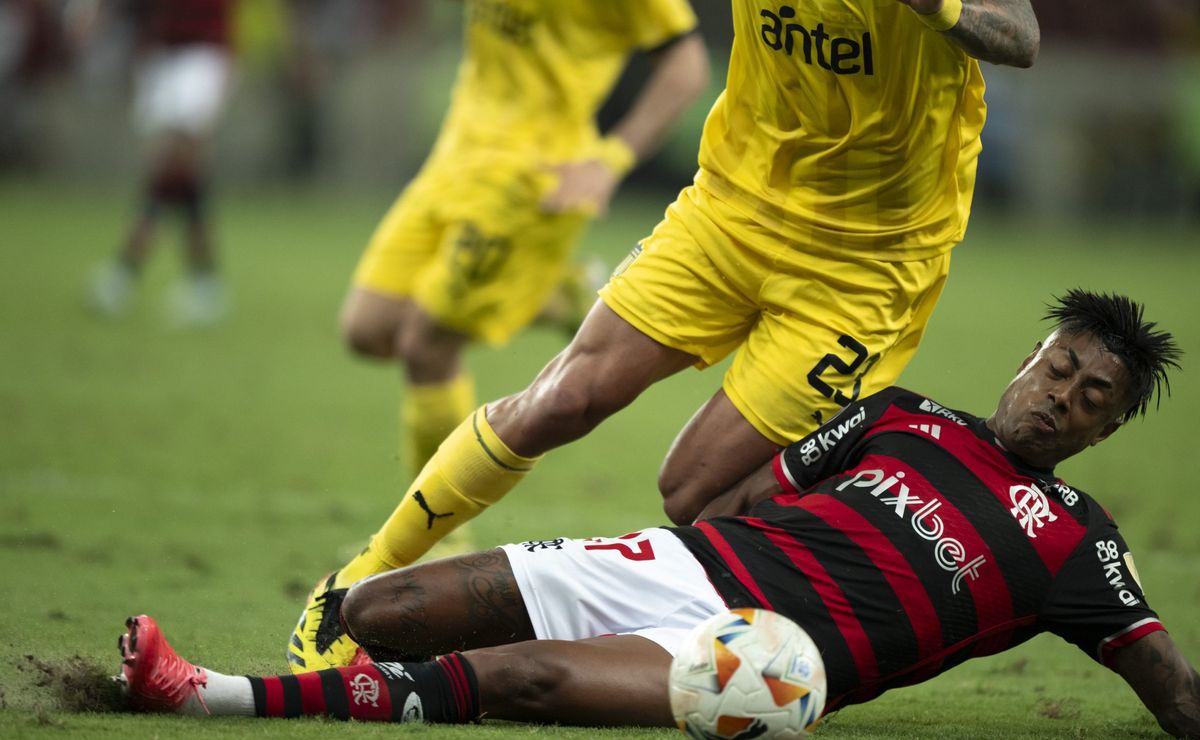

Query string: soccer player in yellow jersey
[287,0,708,671]
[340,6,708,543]
[288,0,1040,672]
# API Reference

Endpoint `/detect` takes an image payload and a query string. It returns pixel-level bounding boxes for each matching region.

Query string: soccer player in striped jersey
[118,290,1197,736]
[290,0,1044,675]
[85,0,236,325]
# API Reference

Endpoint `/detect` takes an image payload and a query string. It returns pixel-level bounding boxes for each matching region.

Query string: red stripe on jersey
[295,671,326,715]
[773,454,799,493]
[695,521,775,610]
[855,452,1014,633]
[263,676,284,716]
[868,408,1086,574]
[750,517,880,684]
[798,494,944,660]
[341,666,392,721]
[1099,618,1166,667]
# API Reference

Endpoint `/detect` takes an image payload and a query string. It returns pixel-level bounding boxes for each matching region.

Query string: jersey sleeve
[774,388,906,494]
[1040,518,1164,668]
[613,0,698,51]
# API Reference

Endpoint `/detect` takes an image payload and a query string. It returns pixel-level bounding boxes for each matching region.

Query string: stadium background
[1,1,1198,737]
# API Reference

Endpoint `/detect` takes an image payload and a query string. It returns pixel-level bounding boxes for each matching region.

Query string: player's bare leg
[342,548,535,659]
[658,388,781,524]
[291,303,698,672]
[345,552,672,726]
[466,636,673,726]
[488,301,699,454]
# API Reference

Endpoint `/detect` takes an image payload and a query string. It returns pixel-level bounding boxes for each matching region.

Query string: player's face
[988,331,1130,469]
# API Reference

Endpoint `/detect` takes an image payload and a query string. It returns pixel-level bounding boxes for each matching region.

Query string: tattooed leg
[342,548,536,658]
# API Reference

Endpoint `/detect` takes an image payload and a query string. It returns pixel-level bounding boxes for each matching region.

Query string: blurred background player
[289,0,1042,673]
[333,2,709,566]
[83,0,236,326]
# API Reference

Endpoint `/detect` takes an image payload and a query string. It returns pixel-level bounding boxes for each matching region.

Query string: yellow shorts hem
[598,288,710,369]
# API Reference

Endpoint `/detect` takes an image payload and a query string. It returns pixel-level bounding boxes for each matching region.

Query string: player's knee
[658,464,707,525]
[660,483,703,525]
[340,576,394,647]
[340,314,393,360]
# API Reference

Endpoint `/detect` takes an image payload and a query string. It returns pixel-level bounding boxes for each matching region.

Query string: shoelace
[145,650,211,715]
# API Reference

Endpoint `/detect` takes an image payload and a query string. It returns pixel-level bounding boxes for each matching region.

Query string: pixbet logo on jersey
[836,468,986,593]
[759,5,874,75]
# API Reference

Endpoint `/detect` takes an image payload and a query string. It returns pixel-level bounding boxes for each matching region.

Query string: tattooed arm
[1112,631,1200,737]
[896,0,1040,68]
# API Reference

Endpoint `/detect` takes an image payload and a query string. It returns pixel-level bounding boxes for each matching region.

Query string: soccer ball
[669,608,826,739]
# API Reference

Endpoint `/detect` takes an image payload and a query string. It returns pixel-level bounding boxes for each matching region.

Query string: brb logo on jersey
[759,6,874,75]
[1007,484,1057,539]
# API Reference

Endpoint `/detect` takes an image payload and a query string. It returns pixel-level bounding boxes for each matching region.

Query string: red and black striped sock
[246,653,480,723]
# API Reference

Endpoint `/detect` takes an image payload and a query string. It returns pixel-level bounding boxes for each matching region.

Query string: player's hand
[538,160,621,217]
[893,0,946,14]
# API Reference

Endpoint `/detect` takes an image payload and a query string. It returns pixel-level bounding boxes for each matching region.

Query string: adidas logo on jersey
[908,423,942,440]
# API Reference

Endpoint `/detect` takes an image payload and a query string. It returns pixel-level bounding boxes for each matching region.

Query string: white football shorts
[134,44,232,137]
[501,527,728,656]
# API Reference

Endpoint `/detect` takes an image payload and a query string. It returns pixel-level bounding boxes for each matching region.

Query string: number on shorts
[806,334,880,408]
[583,532,656,561]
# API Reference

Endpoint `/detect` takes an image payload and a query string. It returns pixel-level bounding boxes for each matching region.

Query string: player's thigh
[350,176,444,302]
[726,250,952,444]
[412,170,589,345]
[338,286,418,356]
[343,548,534,654]
[599,185,762,368]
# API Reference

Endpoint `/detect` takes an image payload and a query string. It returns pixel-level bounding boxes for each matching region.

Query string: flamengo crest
[350,672,381,707]
[1008,484,1057,538]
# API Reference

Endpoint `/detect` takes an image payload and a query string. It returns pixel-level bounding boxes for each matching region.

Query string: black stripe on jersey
[279,674,303,718]
[788,485,979,650]
[903,435,1054,617]
[775,505,922,679]
[669,527,763,609]
[713,519,861,697]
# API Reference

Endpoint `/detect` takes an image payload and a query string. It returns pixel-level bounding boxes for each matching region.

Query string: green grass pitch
[1,178,1198,738]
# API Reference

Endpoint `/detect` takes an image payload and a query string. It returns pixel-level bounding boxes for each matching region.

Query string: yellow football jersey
[695,0,987,260]
[429,0,698,168]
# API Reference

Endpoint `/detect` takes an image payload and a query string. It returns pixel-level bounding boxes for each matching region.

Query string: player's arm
[1112,631,1200,738]
[896,0,1039,68]
[540,31,710,215]
[693,461,782,522]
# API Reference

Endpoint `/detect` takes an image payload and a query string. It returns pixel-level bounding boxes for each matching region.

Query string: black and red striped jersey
[670,387,1162,712]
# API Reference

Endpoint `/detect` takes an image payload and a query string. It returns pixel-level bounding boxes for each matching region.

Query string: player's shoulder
[1044,478,1118,532]
[856,386,977,424]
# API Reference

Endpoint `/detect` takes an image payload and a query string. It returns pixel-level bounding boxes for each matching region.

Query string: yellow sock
[401,374,475,478]
[365,406,540,569]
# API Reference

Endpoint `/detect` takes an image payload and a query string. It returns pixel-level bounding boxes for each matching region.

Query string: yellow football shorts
[599,184,951,446]
[352,160,589,345]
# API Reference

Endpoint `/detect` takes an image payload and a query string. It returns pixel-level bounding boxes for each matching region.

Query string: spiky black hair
[1045,289,1182,422]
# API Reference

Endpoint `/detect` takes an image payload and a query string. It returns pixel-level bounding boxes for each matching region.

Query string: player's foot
[88,262,135,316]
[117,614,209,715]
[287,571,360,674]
[169,272,229,327]
[535,255,608,338]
